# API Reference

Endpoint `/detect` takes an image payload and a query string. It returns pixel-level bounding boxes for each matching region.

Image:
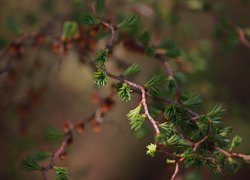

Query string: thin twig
[105,68,160,135]
[193,135,208,152]
[101,21,198,131]
[215,146,250,162]
[163,61,174,77]
[101,21,116,49]
[42,131,72,180]
[171,161,180,180]
[0,32,39,60]
[125,80,160,135]
[171,158,184,180]
[41,90,115,178]
[236,27,250,49]
[104,67,160,134]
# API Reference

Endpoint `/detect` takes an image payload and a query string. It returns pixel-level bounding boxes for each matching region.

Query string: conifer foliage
[3,0,248,179]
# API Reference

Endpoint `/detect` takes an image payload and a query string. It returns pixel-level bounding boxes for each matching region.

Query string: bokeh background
[0,0,250,179]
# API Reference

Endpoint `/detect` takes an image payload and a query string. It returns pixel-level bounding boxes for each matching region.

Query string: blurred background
[0,0,250,179]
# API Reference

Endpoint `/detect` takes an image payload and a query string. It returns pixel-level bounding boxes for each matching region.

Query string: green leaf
[118,15,139,29]
[219,127,232,137]
[207,104,225,123]
[206,160,219,175]
[159,38,181,58]
[166,76,176,96]
[96,48,109,67]
[186,0,203,10]
[54,166,70,180]
[118,83,132,102]
[134,125,149,139]
[129,114,145,131]
[20,151,52,172]
[93,70,107,87]
[230,135,242,151]
[95,0,105,14]
[20,156,43,172]
[146,143,157,157]
[127,104,145,131]
[166,159,176,164]
[139,31,151,46]
[164,104,183,123]
[159,38,177,49]
[214,134,230,148]
[228,158,241,172]
[214,151,227,166]
[123,63,141,77]
[196,116,209,132]
[127,104,142,120]
[245,27,250,37]
[45,127,65,141]
[166,47,181,58]
[144,74,163,88]
[29,151,52,162]
[62,21,78,39]
[81,13,99,26]
[181,148,204,167]
[181,148,193,159]
[145,46,155,56]
[183,95,202,108]
[167,134,191,146]
[157,122,177,144]
[159,122,177,137]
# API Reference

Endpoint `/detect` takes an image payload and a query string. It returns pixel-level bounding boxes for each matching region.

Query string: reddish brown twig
[171,158,184,180]
[193,135,208,152]
[101,21,117,49]
[42,131,73,180]
[163,61,174,77]
[236,27,250,49]
[104,68,160,135]
[215,146,250,162]
[40,87,115,179]
[0,32,40,60]
[125,79,160,135]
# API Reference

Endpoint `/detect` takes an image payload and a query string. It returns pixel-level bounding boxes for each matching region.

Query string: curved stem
[125,80,160,135]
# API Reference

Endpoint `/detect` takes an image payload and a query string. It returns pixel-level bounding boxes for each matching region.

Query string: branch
[236,27,250,49]
[101,21,117,49]
[40,88,115,179]
[105,68,160,135]
[215,146,250,162]
[163,61,174,77]
[171,161,180,180]
[171,158,184,180]
[42,131,73,180]
[193,135,208,152]
[0,32,40,60]
[6,7,250,180]
[125,79,160,135]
